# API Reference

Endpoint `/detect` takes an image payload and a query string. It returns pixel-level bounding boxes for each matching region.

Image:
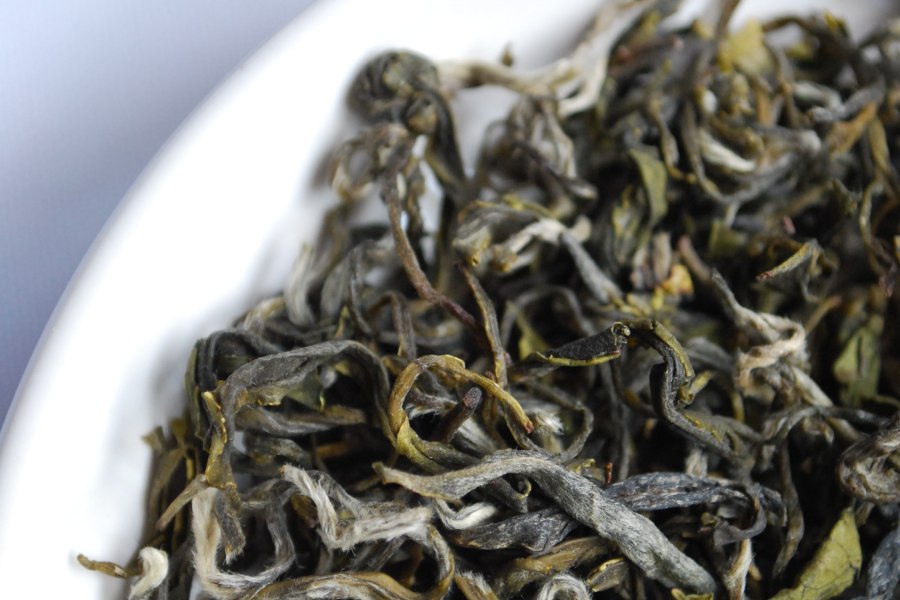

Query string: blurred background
[0,0,316,426]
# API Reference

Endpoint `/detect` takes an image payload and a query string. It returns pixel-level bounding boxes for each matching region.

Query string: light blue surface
[0,1,316,425]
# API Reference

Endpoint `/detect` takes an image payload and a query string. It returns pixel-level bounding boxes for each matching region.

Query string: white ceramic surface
[0,0,892,597]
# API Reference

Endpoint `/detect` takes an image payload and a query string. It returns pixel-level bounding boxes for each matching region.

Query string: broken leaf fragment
[769,508,861,600]
[718,19,773,76]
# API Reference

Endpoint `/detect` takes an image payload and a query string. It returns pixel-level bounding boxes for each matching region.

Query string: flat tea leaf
[770,509,862,600]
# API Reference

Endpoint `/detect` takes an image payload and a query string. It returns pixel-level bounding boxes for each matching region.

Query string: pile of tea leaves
[81,1,900,598]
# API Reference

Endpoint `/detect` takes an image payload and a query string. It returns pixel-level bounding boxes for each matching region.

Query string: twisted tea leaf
[82,2,900,598]
[838,411,900,503]
[534,572,591,600]
[862,525,900,600]
[376,450,717,592]
[494,537,612,598]
[204,340,391,494]
[446,507,576,554]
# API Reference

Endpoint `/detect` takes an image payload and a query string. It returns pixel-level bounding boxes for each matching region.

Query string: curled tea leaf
[837,411,900,503]
[376,450,716,592]
[83,4,900,599]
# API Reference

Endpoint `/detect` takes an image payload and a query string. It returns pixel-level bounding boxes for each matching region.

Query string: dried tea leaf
[769,508,862,600]
[628,147,668,225]
[81,4,900,599]
[718,19,773,76]
[376,451,716,592]
[864,525,900,600]
[531,322,630,366]
[495,537,611,597]
[535,572,591,600]
[837,411,900,503]
[832,314,883,405]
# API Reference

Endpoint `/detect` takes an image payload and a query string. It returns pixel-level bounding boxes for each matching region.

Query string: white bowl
[0,0,891,597]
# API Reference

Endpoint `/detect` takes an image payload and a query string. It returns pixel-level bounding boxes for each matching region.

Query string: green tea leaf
[769,508,862,600]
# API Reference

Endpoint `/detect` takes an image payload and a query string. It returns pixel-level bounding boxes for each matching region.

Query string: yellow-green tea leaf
[769,508,862,600]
